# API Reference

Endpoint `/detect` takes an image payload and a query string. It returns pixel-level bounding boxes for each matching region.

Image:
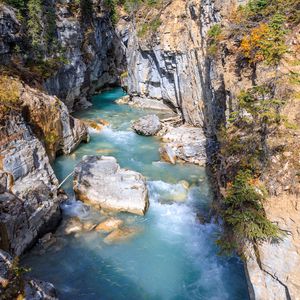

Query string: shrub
[0,75,21,105]
[217,169,280,255]
[27,0,43,52]
[207,24,222,56]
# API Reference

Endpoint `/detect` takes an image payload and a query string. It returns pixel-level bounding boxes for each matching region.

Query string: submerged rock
[132,115,162,136]
[24,279,58,300]
[103,227,141,244]
[95,218,124,233]
[73,156,149,215]
[64,218,83,235]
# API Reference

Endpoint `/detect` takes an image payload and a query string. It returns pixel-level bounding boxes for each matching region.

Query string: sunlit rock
[95,218,124,233]
[73,155,149,215]
[132,114,162,136]
[103,227,141,244]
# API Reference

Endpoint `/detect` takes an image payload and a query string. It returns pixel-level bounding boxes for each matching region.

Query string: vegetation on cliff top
[213,0,300,255]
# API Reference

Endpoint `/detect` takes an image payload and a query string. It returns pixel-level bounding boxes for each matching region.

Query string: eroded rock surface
[74,156,149,215]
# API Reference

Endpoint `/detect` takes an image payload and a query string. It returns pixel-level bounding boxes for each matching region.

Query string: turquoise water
[23,88,249,300]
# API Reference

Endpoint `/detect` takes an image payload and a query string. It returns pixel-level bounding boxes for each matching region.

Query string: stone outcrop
[0,112,61,256]
[0,250,58,299]
[132,114,162,136]
[73,155,149,215]
[245,195,300,300]
[20,83,89,161]
[159,125,207,165]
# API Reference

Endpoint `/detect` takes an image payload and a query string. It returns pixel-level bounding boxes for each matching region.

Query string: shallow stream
[23,88,249,300]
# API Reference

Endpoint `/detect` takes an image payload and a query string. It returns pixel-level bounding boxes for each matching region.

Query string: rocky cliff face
[0,77,88,255]
[45,0,126,110]
[0,1,126,111]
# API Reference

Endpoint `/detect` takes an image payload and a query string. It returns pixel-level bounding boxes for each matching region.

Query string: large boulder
[73,156,149,215]
[132,114,162,136]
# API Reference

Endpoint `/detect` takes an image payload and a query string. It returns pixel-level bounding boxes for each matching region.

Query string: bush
[0,75,21,105]
[240,16,287,66]
[207,24,222,56]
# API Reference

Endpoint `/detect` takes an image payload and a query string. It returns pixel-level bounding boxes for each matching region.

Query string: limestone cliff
[0,1,126,111]
[0,76,88,255]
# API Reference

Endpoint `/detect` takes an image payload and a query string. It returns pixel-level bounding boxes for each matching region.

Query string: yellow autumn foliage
[0,75,21,104]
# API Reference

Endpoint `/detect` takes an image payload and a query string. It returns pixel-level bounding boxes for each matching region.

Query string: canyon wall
[0,0,126,111]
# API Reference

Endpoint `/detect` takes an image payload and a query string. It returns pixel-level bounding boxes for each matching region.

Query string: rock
[73,156,149,215]
[179,180,190,189]
[96,149,114,155]
[0,250,58,299]
[24,279,58,300]
[0,250,12,288]
[95,218,124,233]
[103,227,141,244]
[64,218,83,235]
[159,145,176,164]
[245,195,300,300]
[116,95,130,105]
[82,221,97,232]
[0,185,61,256]
[128,97,173,112]
[82,119,104,132]
[0,5,20,59]
[17,82,89,161]
[116,0,206,126]
[132,115,162,136]
[160,126,207,165]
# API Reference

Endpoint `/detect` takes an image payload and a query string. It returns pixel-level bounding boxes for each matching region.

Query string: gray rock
[160,126,207,165]
[0,5,20,59]
[24,279,58,300]
[44,2,126,111]
[73,156,149,215]
[0,250,58,300]
[132,115,162,136]
[0,113,61,255]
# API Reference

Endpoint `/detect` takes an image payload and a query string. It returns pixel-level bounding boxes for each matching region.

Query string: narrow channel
[23,88,249,299]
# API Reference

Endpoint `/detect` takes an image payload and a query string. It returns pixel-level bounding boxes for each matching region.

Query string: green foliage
[45,5,57,46]
[104,0,120,25]
[0,257,30,300]
[217,170,280,255]
[138,17,161,37]
[237,85,283,125]
[207,24,222,56]
[3,0,25,10]
[27,0,43,51]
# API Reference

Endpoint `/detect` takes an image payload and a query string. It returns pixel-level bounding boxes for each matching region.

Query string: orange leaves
[240,23,270,63]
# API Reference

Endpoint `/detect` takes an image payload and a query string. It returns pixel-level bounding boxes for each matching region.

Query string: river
[22,88,249,300]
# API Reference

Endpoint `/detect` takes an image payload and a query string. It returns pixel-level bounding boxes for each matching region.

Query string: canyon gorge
[0,0,299,299]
